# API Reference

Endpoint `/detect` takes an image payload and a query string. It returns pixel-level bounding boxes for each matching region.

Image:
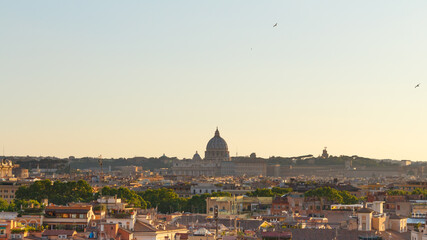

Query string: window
[71,214,77,218]
[80,214,85,218]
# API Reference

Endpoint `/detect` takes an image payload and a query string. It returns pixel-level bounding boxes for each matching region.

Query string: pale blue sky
[1,1,427,160]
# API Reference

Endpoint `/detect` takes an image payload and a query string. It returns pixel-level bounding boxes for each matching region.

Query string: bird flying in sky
[273,23,278,27]
[415,83,420,88]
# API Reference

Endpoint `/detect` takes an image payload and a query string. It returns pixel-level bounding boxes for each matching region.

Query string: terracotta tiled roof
[285,229,381,240]
[46,206,92,210]
[357,208,373,213]
[175,233,188,240]
[261,232,292,238]
[134,220,157,232]
[42,230,76,236]
[175,216,265,231]
[389,214,406,219]
[45,205,92,214]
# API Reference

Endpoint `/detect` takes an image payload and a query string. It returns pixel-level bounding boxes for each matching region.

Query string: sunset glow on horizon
[1,1,427,161]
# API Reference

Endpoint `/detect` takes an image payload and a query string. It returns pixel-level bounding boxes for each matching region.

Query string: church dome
[192,151,202,161]
[206,128,228,150]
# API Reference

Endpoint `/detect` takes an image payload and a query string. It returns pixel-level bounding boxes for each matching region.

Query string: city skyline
[0,127,422,162]
[1,1,427,161]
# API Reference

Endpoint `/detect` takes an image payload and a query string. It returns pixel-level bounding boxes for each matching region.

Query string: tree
[136,189,231,214]
[387,190,409,196]
[339,191,358,204]
[412,188,427,197]
[304,187,359,204]
[246,188,292,197]
[96,186,147,209]
[13,199,41,209]
[246,188,274,197]
[15,180,94,205]
[271,187,293,196]
[139,188,179,212]
[0,198,8,211]
[415,222,422,231]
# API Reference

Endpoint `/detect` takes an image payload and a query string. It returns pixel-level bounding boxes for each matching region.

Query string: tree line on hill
[0,180,389,213]
[14,153,403,175]
[69,157,175,171]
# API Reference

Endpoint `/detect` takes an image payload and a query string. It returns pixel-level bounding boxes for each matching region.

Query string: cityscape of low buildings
[0,129,426,240]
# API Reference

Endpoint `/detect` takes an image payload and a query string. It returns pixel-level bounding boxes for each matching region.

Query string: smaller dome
[192,151,202,161]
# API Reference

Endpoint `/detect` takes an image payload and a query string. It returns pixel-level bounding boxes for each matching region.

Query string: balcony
[108,212,135,219]
[43,218,88,224]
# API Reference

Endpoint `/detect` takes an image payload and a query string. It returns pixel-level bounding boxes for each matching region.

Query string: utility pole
[234,217,237,235]
[98,155,103,182]
[98,155,105,240]
[214,205,218,239]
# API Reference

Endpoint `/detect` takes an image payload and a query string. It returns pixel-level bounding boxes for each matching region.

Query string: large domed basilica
[172,128,228,176]
[171,128,266,177]
[205,128,230,162]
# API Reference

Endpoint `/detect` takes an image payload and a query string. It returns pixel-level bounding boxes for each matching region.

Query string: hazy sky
[1,1,427,161]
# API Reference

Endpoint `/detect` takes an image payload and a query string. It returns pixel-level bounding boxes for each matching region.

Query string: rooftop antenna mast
[98,154,106,240]
[98,155,103,181]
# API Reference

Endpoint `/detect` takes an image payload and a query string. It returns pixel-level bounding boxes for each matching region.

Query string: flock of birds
[269,22,421,89]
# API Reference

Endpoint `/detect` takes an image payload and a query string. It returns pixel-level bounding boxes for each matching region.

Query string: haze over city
[1,1,427,161]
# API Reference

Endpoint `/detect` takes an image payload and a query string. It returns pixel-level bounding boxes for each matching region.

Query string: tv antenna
[98,155,104,184]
